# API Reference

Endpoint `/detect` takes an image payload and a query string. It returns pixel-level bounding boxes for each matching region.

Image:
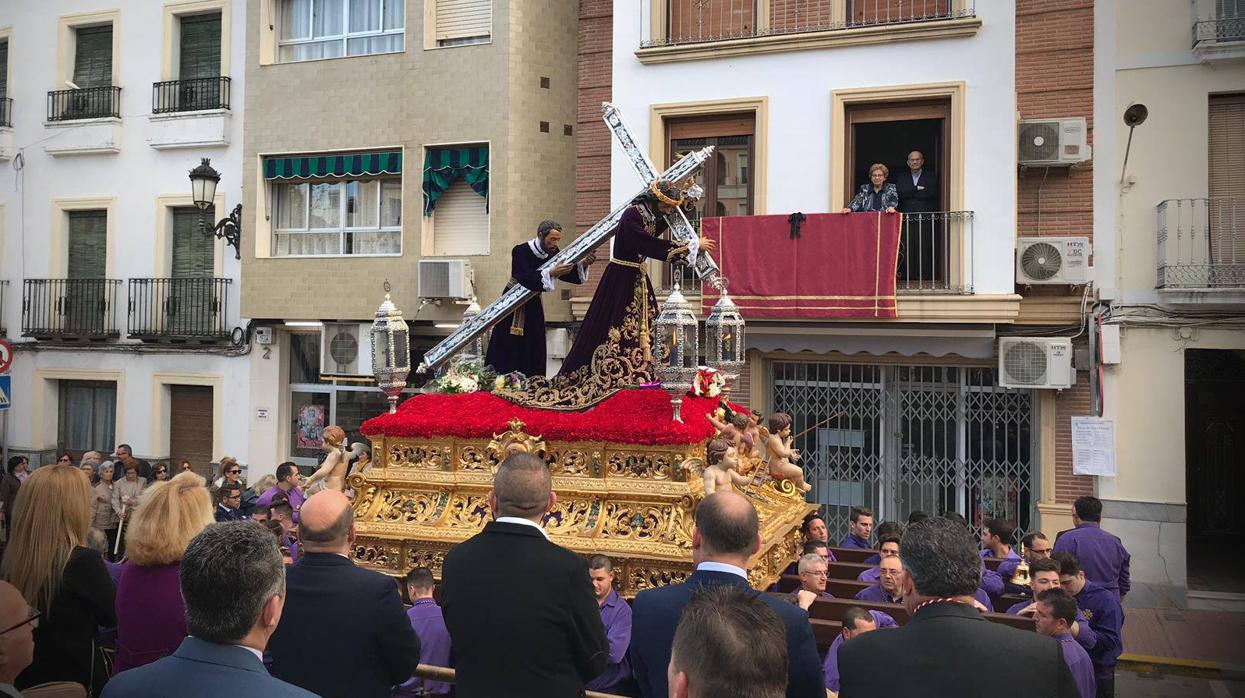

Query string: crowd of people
[0,444,1132,698]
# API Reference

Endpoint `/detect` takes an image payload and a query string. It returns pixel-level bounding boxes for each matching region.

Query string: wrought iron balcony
[1192,0,1245,60]
[46,86,121,122]
[22,279,122,340]
[641,0,975,48]
[1157,197,1245,290]
[0,98,11,128]
[152,76,231,114]
[127,277,232,342]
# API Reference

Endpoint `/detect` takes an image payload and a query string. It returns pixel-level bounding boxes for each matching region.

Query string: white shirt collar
[696,561,748,580]
[231,644,265,663]
[495,516,550,541]
[527,238,549,259]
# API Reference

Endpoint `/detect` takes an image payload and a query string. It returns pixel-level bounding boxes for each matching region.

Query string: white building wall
[0,0,251,472]
[610,0,1017,295]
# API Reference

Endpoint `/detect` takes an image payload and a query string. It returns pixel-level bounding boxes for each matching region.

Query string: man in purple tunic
[981,518,1022,580]
[788,554,835,612]
[1055,552,1124,698]
[1054,496,1131,600]
[823,607,896,693]
[1034,589,1096,698]
[254,463,306,523]
[584,555,632,695]
[395,567,452,697]
[854,556,904,604]
[839,506,873,549]
[1009,559,1098,654]
[484,220,594,378]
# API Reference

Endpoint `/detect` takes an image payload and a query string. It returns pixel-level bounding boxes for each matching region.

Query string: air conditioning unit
[320,322,374,377]
[1016,236,1090,285]
[998,337,1074,389]
[418,259,472,299]
[1018,118,1090,166]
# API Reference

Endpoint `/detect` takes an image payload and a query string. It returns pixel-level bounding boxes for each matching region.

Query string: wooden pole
[791,412,846,441]
[113,503,127,557]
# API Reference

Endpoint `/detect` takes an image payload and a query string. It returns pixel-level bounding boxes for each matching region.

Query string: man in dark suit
[838,517,1079,697]
[895,151,938,213]
[267,490,420,698]
[629,491,824,698]
[102,521,316,697]
[441,452,608,698]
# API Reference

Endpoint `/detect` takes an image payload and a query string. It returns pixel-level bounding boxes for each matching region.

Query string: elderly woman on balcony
[842,163,898,214]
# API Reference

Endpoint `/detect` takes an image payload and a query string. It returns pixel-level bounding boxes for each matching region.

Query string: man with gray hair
[101,521,314,697]
[442,452,608,697]
[838,517,1079,697]
[788,553,833,611]
[484,219,595,377]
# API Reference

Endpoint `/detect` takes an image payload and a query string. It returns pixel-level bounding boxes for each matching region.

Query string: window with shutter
[1208,94,1245,269]
[436,0,491,46]
[172,207,215,278]
[431,179,488,255]
[73,25,113,88]
[68,210,108,279]
[0,39,8,98]
[179,13,222,80]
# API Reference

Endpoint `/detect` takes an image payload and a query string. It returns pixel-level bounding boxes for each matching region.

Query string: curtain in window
[422,146,488,215]
[349,0,381,31]
[281,0,313,39]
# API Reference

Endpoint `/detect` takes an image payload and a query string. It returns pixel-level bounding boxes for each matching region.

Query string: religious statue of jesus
[496,178,715,410]
[484,220,594,377]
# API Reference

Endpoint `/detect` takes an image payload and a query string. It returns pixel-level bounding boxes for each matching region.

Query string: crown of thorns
[650,178,691,207]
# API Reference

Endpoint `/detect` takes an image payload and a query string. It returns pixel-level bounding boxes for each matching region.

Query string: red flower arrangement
[361,388,748,446]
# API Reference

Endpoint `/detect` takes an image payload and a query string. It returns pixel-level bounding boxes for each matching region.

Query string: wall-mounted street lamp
[188,158,243,260]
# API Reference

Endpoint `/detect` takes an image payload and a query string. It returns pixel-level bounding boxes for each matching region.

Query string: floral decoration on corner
[429,356,496,395]
[691,367,725,399]
[493,372,526,392]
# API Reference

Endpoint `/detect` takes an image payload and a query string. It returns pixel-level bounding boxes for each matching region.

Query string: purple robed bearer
[394,597,452,697]
[823,610,896,693]
[1055,633,1096,698]
[1054,496,1131,599]
[584,588,632,693]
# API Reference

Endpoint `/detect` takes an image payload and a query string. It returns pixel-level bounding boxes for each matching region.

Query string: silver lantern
[371,285,411,413]
[461,296,485,358]
[705,285,745,382]
[653,281,700,422]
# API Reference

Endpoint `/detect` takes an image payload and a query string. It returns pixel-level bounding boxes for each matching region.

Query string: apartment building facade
[576,0,1103,571]
[240,0,579,472]
[1093,0,1245,608]
[0,0,250,477]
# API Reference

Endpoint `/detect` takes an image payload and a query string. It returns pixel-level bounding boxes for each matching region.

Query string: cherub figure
[303,426,360,493]
[702,438,755,495]
[705,410,755,457]
[765,413,811,493]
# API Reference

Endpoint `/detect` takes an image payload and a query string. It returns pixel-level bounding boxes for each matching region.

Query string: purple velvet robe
[394,598,452,697]
[1054,632,1096,698]
[853,585,902,605]
[485,240,587,378]
[1072,580,1124,679]
[113,562,186,674]
[858,566,880,584]
[822,611,897,692]
[584,589,632,692]
[1054,523,1131,598]
[839,534,870,549]
[1007,600,1099,653]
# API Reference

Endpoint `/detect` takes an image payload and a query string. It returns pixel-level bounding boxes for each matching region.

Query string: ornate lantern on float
[653,281,700,422]
[705,282,745,383]
[371,282,411,413]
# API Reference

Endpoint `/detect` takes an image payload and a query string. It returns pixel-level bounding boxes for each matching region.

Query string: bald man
[441,452,608,698]
[266,490,420,698]
[0,581,34,698]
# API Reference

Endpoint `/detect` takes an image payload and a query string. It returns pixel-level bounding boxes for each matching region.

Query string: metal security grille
[771,361,1036,543]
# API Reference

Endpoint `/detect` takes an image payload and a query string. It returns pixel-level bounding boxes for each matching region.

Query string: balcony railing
[1157,197,1245,289]
[152,76,231,114]
[0,98,11,128]
[659,210,974,297]
[127,277,232,342]
[643,0,974,48]
[22,279,122,339]
[1195,16,1245,46]
[46,86,121,122]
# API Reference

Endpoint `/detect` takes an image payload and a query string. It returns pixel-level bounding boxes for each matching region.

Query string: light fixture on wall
[1119,103,1148,185]
[188,157,243,259]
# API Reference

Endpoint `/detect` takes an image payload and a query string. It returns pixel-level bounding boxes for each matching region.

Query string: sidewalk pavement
[1121,607,1245,675]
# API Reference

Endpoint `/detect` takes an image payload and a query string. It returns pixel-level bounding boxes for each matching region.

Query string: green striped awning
[263,150,402,180]
[423,146,489,215]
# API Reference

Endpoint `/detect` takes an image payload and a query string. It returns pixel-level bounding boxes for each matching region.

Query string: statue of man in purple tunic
[484,220,594,378]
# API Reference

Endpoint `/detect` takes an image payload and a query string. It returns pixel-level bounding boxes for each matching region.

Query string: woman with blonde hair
[1,465,115,694]
[112,471,214,674]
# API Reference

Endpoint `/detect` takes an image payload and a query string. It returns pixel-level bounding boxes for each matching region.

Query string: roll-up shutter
[73,25,113,88]
[68,210,107,279]
[436,0,491,42]
[1208,94,1245,268]
[431,180,488,256]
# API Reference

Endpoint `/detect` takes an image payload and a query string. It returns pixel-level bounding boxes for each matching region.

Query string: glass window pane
[313,0,345,37]
[289,332,328,384]
[276,183,308,229]
[346,180,378,228]
[309,182,341,228]
[281,0,312,40]
[380,179,402,227]
[349,0,381,32]
[383,0,404,30]
[350,230,400,254]
[346,34,403,55]
[333,390,392,446]
[278,231,341,256]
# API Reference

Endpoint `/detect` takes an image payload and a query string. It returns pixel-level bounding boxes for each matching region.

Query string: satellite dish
[1123,104,1148,128]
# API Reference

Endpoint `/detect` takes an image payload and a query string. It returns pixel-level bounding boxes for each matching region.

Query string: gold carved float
[348,419,815,596]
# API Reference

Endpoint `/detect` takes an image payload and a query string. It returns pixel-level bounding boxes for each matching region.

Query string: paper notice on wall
[1071,416,1116,477]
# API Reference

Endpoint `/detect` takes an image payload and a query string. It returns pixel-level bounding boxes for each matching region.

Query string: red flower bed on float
[361,388,746,446]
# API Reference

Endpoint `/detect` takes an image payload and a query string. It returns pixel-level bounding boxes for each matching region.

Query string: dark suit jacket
[102,637,316,698]
[895,169,939,213]
[629,569,824,698]
[839,601,1079,697]
[268,552,420,698]
[441,520,608,698]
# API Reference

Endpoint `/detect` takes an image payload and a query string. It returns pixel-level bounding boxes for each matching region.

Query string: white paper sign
[1071,416,1116,477]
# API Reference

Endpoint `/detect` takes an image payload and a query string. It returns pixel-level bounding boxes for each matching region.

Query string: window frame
[276,0,405,63]
[424,0,493,50]
[56,11,122,91]
[272,176,403,258]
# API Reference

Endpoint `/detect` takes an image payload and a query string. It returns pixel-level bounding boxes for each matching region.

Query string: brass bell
[1011,543,1032,588]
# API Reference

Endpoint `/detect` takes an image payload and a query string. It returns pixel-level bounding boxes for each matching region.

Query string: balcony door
[170,385,214,478]
[170,206,216,336]
[58,380,116,461]
[1209,94,1245,285]
[67,210,108,335]
[177,12,223,110]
